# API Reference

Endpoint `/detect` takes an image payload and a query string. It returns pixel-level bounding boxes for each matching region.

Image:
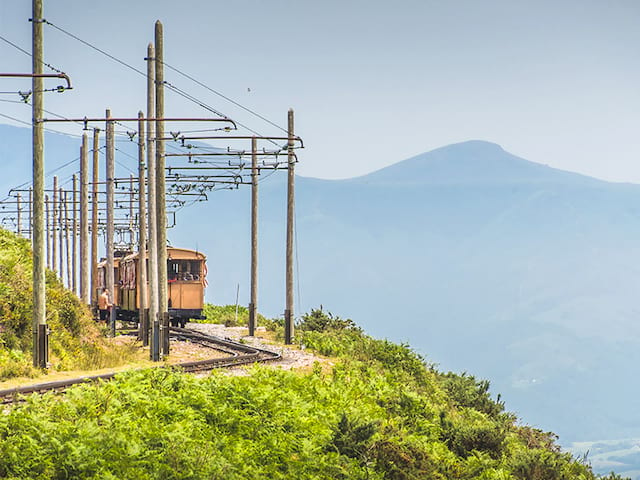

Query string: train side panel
[168,281,204,310]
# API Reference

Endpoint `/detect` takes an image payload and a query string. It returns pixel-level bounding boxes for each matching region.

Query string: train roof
[97,257,122,268]
[121,247,207,263]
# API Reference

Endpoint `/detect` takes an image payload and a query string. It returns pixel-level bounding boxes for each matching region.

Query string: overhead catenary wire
[0,32,65,74]
[40,19,286,143]
[162,60,288,135]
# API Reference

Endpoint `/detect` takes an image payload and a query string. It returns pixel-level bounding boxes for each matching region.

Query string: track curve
[0,326,281,405]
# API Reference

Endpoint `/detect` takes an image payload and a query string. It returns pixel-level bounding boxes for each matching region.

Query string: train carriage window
[168,259,203,281]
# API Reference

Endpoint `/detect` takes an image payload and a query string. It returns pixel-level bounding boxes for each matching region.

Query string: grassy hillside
[0,227,627,478]
[0,307,627,479]
[0,228,136,379]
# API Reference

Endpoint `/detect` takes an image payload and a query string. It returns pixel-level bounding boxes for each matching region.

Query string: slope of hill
[0,310,626,479]
[0,228,139,378]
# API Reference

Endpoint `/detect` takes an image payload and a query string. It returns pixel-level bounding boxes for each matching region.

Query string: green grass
[0,228,141,380]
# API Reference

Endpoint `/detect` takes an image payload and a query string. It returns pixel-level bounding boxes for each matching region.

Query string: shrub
[297,307,361,333]
[326,413,378,463]
[440,411,507,459]
[201,303,272,328]
[437,372,505,419]
[0,228,139,379]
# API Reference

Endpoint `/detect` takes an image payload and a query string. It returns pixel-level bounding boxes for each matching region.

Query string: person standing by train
[98,288,112,324]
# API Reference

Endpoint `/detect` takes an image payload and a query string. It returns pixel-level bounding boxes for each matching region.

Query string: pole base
[152,318,160,362]
[284,309,293,345]
[37,323,49,369]
[248,303,256,337]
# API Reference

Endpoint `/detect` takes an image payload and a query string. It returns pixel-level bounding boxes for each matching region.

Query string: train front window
[168,260,202,281]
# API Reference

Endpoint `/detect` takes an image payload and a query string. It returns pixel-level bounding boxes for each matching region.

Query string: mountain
[2,124,639,475]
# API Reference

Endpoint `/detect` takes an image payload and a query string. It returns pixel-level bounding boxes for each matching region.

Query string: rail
[0,327,280,405]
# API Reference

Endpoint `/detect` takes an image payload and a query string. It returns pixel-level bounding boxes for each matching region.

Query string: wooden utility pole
[147,43,160,361]
[58,188,63,280]
[284,109,295,344]
[80,133,90,304]
[155,21,169,356]
[45,194,50,269]
[91,129,100,307]
[129,174,134,245]
[64,191,71,288]
[52,175,58,276]
[28,187,33,242]
[106,109,116,336]
[249,136,258,336]
[72,174,77,294]
[137,111,149,345]
[16,193,22,235]
[32,0,47,368]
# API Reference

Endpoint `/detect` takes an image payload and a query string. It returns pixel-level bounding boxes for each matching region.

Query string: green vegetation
[202,303,257,327]
[0,235,628,480]
[202,302,282,331]
[0,228,137,380]
[0,304,627,479]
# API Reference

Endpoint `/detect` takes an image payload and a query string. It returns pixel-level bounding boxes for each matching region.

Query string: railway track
[0,326,281,406]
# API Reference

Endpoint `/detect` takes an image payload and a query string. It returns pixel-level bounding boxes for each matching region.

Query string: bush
[201,303,272,328]
[509,448,579,480]
[0,228,139,379]
[436,372,505,419]
[297,307,361,333]
[326,413,377,462]
[440,411,507,459]
[300,321,429,385]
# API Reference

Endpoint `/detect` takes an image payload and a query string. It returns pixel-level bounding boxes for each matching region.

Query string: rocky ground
[183,323,330,374]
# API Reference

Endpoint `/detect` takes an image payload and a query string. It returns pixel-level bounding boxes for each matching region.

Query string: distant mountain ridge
[349,140,605,186]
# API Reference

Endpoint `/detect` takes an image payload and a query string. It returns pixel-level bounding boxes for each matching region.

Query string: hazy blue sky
[1,0,639,181]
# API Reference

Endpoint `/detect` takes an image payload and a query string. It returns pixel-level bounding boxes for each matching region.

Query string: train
[97,247,207,327]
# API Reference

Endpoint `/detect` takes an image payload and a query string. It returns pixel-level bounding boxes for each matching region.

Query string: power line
[43,20,144,78]
[0,32,65,74]
[41,19,285,142]
[42,18,230,123]
[162,61,288,134]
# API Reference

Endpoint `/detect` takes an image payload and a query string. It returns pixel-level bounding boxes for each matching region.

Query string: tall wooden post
[58,188,63,280]
[72,174,78,294]
[16,193,22,235]
[80,133,90,304]
[64,191,72,288]
[52,175,58,276]
[91,129,100,307]
[32,0,47,367]
[155,21,169,356]
[284,109,295,344]
[106,109,116,336]
[45,194,50,269]
[28,187,33,242]
[147,43,159,360]
[129,173,134,246]
[249,136,258,336]
[137,111,149,345]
